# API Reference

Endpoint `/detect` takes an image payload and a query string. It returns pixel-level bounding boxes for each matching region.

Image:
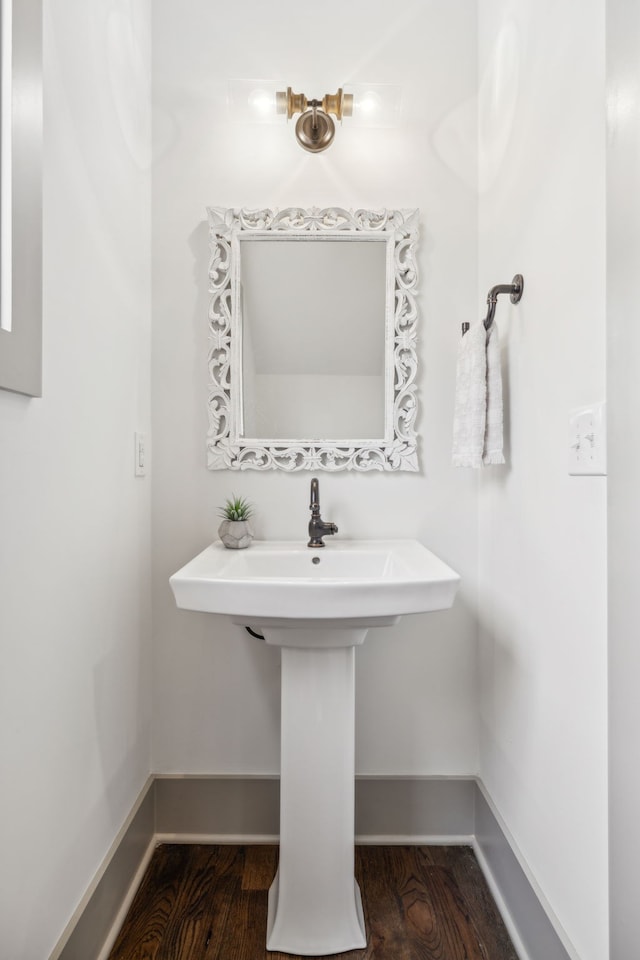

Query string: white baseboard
[95,838,157,960]
[355,833,475,845]
[154,832,280,844]
[153,831,476,846]
[473,837,532,960]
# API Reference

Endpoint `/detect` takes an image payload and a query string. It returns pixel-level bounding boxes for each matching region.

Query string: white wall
[0,1,152,956]
[606,1,640,956]
[151,0,480,776]
[477,2,608,959]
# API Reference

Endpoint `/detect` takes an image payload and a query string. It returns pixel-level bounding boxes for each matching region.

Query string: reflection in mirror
[241,239,386,440]
[206,207,419,472]
[0,0,43,397]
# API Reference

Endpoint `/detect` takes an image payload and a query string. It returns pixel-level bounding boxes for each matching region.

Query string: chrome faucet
[308,477,338,547]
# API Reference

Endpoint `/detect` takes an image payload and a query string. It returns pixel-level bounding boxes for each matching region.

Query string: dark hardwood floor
[108,844,518,960]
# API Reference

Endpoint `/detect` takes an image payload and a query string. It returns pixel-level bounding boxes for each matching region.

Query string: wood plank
[241,844,277,891]
[357,846,414,959]
[156,846,243,960]
[212,888,270,960]
[424,845,518,959]
[398,858,486,959]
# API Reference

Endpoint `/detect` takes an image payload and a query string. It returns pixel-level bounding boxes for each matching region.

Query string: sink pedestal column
[264,629,368,956]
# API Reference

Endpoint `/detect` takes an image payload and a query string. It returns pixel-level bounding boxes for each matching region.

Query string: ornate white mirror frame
[206,206,419,472]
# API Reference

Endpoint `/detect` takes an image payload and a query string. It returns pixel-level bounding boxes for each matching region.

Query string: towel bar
[462,274,524,336]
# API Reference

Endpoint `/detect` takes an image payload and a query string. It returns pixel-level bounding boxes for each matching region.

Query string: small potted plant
[218,494,254,549]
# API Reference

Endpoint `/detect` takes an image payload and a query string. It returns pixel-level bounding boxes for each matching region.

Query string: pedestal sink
[170,539,460,956]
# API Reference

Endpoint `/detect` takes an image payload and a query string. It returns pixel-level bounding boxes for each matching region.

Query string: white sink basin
[169,539,460,625]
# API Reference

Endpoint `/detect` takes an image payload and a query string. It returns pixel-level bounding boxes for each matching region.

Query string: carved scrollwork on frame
[206,206,420,472]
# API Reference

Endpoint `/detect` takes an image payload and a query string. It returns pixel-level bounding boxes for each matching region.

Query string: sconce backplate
[295,109,335,153]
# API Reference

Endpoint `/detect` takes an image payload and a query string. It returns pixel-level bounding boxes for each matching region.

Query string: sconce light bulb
[248,89,274,117]
[358,90,383,116]
[343,83,402,127]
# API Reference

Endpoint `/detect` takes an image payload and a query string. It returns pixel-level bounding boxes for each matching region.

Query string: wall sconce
[275,87,352,153]
[227,80,402,153]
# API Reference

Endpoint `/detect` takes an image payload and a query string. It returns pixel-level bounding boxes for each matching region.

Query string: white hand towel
[452,321,505,467]
[483,324,505,465]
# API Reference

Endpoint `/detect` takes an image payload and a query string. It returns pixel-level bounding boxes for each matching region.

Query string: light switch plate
[135,432,147,477]
[568,401,606,476]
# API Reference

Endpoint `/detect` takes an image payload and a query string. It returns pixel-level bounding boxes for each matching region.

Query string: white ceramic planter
[218,519,253,549]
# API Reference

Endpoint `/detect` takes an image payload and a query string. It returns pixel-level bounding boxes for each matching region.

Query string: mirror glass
[206,207,419,472]
[0,0,43,397]
[241,238,386,440]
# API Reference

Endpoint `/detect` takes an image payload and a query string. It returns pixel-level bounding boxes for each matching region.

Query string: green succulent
[219,494,254,522]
